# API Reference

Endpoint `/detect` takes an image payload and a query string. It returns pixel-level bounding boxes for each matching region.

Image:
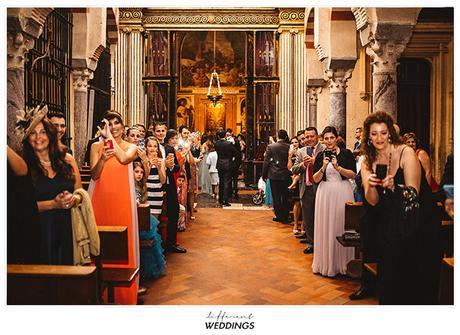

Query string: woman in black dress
[22,115,81,265]
[360,112,441,304]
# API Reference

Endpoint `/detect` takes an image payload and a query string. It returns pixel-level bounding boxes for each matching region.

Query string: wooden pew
[439,257,453,305]
[441,220,454,258]
[96,226,139,304]
[137,204,151,232]
[364,262,378,276]
[7,264,98,304]
[344,202,364,232]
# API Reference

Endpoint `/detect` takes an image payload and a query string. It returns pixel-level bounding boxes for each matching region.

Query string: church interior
[6,6,454,308]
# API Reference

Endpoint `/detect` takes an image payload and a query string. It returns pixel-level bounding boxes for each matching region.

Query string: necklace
[376,145,392,176]
[40,159,52,167]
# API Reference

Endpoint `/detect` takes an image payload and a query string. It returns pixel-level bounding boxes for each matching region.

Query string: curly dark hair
[361,111,403,171]
[22,118,75,185]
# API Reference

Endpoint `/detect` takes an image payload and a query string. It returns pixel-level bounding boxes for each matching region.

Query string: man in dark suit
[215,129,238,206]
[154,123,186,253]
[226,128,241,199]
[291,127,325,253]
[262,129,292,224]
[353,127,362,151]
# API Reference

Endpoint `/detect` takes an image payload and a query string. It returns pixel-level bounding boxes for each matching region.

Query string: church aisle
[142,208,377,305]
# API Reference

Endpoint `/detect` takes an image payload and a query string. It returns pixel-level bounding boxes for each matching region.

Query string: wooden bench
[7,264,99,304]
[439,257,453,304]
[364,262,378,276]
[96,225,139,304]
[137,204,151,232]
[345,202,364,232]
[441,220,454,258]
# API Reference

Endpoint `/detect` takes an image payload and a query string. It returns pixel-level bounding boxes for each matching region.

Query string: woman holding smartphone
[312,126,356,277]
[89,111,139,305]
[288,136,301,234]
[360,112,441,304]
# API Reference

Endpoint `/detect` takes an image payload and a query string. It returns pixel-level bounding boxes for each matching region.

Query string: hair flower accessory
[15,105,49,142]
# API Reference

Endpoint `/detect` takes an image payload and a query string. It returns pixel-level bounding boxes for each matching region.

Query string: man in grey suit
[291,127,325,254]
[262,129,291,224]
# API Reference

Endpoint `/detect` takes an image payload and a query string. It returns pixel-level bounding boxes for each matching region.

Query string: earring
[367,139,372,146]
[388,136,392,144]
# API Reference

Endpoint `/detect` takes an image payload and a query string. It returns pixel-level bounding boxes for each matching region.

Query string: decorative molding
[366,37,407,74]
[72,68,94,92]
[120,8,143,20]
[121,8,281,30]
[91,44,106,63]
[308,86,322,104]
[315,44,326,62]
[325,68,353,94]
[279,8,305,24]
[351,7,368,31]
[143,13,279,26]
[7,31,35,69]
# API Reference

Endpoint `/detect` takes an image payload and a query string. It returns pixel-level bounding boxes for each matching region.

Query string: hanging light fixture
[207,31,223,106]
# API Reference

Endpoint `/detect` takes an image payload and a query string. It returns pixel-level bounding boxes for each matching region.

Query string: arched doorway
[397,58,431,151]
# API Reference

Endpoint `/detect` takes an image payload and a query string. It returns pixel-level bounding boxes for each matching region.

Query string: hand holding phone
[375,164,388,183]
[104,139,113,150]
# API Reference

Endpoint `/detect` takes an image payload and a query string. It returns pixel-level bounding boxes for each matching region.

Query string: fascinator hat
[15,105,49,142]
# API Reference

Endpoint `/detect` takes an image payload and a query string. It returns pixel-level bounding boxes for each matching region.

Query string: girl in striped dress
[143,137,166,217]
[136,137,167,280]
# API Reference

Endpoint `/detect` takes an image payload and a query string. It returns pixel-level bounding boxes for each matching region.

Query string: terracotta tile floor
[141,207,378,305]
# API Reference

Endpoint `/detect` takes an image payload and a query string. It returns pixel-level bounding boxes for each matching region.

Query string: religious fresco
[180,31,245,89]
[176,96,195,130]
[205,102,226,132]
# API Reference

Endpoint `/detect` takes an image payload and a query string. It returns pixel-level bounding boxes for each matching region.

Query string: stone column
[7,9,49,151]
[7,31,36,151]
[72,68,94,167]
[366,39,406,119]
[127,28,144,126]
[115,29,128,120]
[326,68,353,140]
[307,86,322,128]
[293,30,307,132]
[278,29,293,134]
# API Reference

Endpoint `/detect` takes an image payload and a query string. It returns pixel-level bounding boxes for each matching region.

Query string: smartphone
[375,164,388,181]
[324,150,334,160]
[103,139,113,150]
[138,138,145,150]
[306,146,313,156]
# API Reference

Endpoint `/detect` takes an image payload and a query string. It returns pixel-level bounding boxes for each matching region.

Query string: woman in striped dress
[143,136,166,217]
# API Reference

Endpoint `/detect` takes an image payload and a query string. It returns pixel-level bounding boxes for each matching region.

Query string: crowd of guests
[7,103,452,305]
[7,106,247,304]
[262,112,453,304]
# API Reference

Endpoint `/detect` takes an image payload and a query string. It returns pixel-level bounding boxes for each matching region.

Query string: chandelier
[207,31,223,106]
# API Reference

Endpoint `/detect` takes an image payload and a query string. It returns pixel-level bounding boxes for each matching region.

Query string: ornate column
[7,9,50,151]
[293,30,307,132]
[127,27,144,125]
[115,29,128,120]
[72,68,94,166]
[307,86,321,128]
[326,68,353,139]
[278,29,293,134]
[366,39,406,118]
